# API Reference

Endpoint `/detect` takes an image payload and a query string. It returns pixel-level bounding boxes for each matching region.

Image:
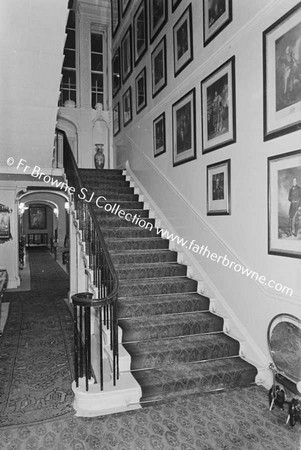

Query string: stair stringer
[124,161,270,389]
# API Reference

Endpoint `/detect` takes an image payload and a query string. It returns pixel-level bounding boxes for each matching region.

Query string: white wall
[113,0,301,366]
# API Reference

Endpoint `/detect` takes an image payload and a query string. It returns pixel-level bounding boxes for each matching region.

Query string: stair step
[133,357,258,403]
[80,168,123,176]
[119,311,222,341]
[117,292,209,319]
[98,218,156,229]
[98,193,139,202]
[94,208,149,218]
[124,333,240,370]
[119,276,198,297]
[96,200,144,209]
[79,170,125,181]
[88,179,131,188]
[107,237,169,251]
[111,249,177,265]
[102,226,160,239]
[116,262,187,280]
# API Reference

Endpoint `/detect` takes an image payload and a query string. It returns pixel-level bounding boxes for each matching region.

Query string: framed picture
[207,159,231,215]
[203,0,232,47]
[121,0,132,17]
[121,25,132,84]
[268,149,301,259]
[173,3,193,77]
[172,0,182,13]
[113,103,120,136]
[263,3,301,141]
[201,56,236,154]
[151,36,167,98]
[172,88,196,167]
[133,0,148,66]
[135,67,147,114]
[112,47,121,97]
[149,0,168,44]
[111,0,120,38]
[29,206,46,229]
[122,87,132,126]
[0,204,12,241]
[153,112,166,157]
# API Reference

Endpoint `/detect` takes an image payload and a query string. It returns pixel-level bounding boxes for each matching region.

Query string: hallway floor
[0,249,300,449]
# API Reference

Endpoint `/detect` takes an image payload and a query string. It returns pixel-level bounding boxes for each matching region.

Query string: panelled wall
[112,0,301,364]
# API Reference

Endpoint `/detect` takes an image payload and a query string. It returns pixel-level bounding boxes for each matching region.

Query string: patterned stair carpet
[80,169,258,404]
[0,247,74,428]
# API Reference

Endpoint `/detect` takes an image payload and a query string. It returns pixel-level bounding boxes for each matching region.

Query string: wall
[113,0,301,367]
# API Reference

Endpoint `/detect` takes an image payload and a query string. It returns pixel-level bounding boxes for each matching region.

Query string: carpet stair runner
[79,169,257,404]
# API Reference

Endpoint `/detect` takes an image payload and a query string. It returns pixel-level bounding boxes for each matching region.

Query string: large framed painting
[121,25,133,84]
[29,206,46,230]
[113,103,120,136]
[268,149,301,259]
[263,3,301,141]
[135,67,147,114]
[173,3,193,77]
[203,0,232,47]
[112,47,121,97]
[149,0,168,44]
[201,56,236,154]
[151,36,167,98]
[172,88,196,167]
[207,159,231,215]
[153,112,166,157]
[121,0,132,17]
[111,0,120,39]
[133,0,148,66]
[122,87,132,126]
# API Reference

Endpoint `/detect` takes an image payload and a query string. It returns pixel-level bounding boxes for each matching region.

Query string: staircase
[79,168,257,404]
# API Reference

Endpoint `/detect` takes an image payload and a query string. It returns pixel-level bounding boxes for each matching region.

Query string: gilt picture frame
[173,3,193,77]
[149,0,168,44]
[29,206,47,230]
[133,0,148,66]
[151,36,167,98]
[121,25,133,83]
[135,67,147,114]
[153,112,166,157]
[123,87,132,126]
[203,0,232,47]
[207,159,231,215]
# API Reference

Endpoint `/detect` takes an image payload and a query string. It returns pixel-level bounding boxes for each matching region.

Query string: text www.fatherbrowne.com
[12,157,294,298]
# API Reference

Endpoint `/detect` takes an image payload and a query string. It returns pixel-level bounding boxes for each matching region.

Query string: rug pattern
[0,248,74,428]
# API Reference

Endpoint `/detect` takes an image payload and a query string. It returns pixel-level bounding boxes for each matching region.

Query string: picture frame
[207,159,231,215]
[112,47,121,97]
[149,0,168,44]
[121,25,133,84]
[172,88,196,167]
[122,87,132,126]
[203,0,232,47]
[111,0,120,39]
[151,36,167,98]
[268,149,301,259]
[135,67,147,114]
[133,0,148,66]
[121,0,132,17]
[29,206,47,230]
[201,56,236,154]
[153,112,166,157]
[113,102,120,136]
[263,3,301,141]
[173,3,193,77]
[0,204,12,241]
[172,0,182,13]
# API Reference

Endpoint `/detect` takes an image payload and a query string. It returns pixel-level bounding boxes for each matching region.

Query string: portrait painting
[151,36,167,98]
[173,4,193,77]
[111,0,120,38]
[212,172,224,200]
[29,206,46,230]
[268,149,301,258]
[153,112,166,157]
[121,25,132,83]
[113,103,120,136]
[149,0,168,43]
[203,0,232,46]
[0,211,10,239]
[263,3,301,140]
[123,87,132,127]
[134,0,147,65]
[135,67,147,114]
[112,47,121,97]
[207,159,230,215]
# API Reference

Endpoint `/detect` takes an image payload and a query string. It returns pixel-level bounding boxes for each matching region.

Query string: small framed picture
[201,56,236,154]
[121,0,132,17]
[153,112,166,157]
[111,0,120,38]
[207,159,231,215]
[149,0,168,44]
[263,3,301,141]
[151,36,167,98]
[121,25,133,83]
[29,206,47,229]
[173,3,193,77]
[135,67,147,114]
[0,204,11,240]
[112,47,121,97]
[268,149,301,259]
[122,87,132,126]
[113,103,120,136]
[203,0,232,47]
[172,88,196,167]
[133,0,148,66]
[172,0,182,13]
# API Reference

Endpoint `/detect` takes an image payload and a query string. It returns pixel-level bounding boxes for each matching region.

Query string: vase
[94,144,105,169]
